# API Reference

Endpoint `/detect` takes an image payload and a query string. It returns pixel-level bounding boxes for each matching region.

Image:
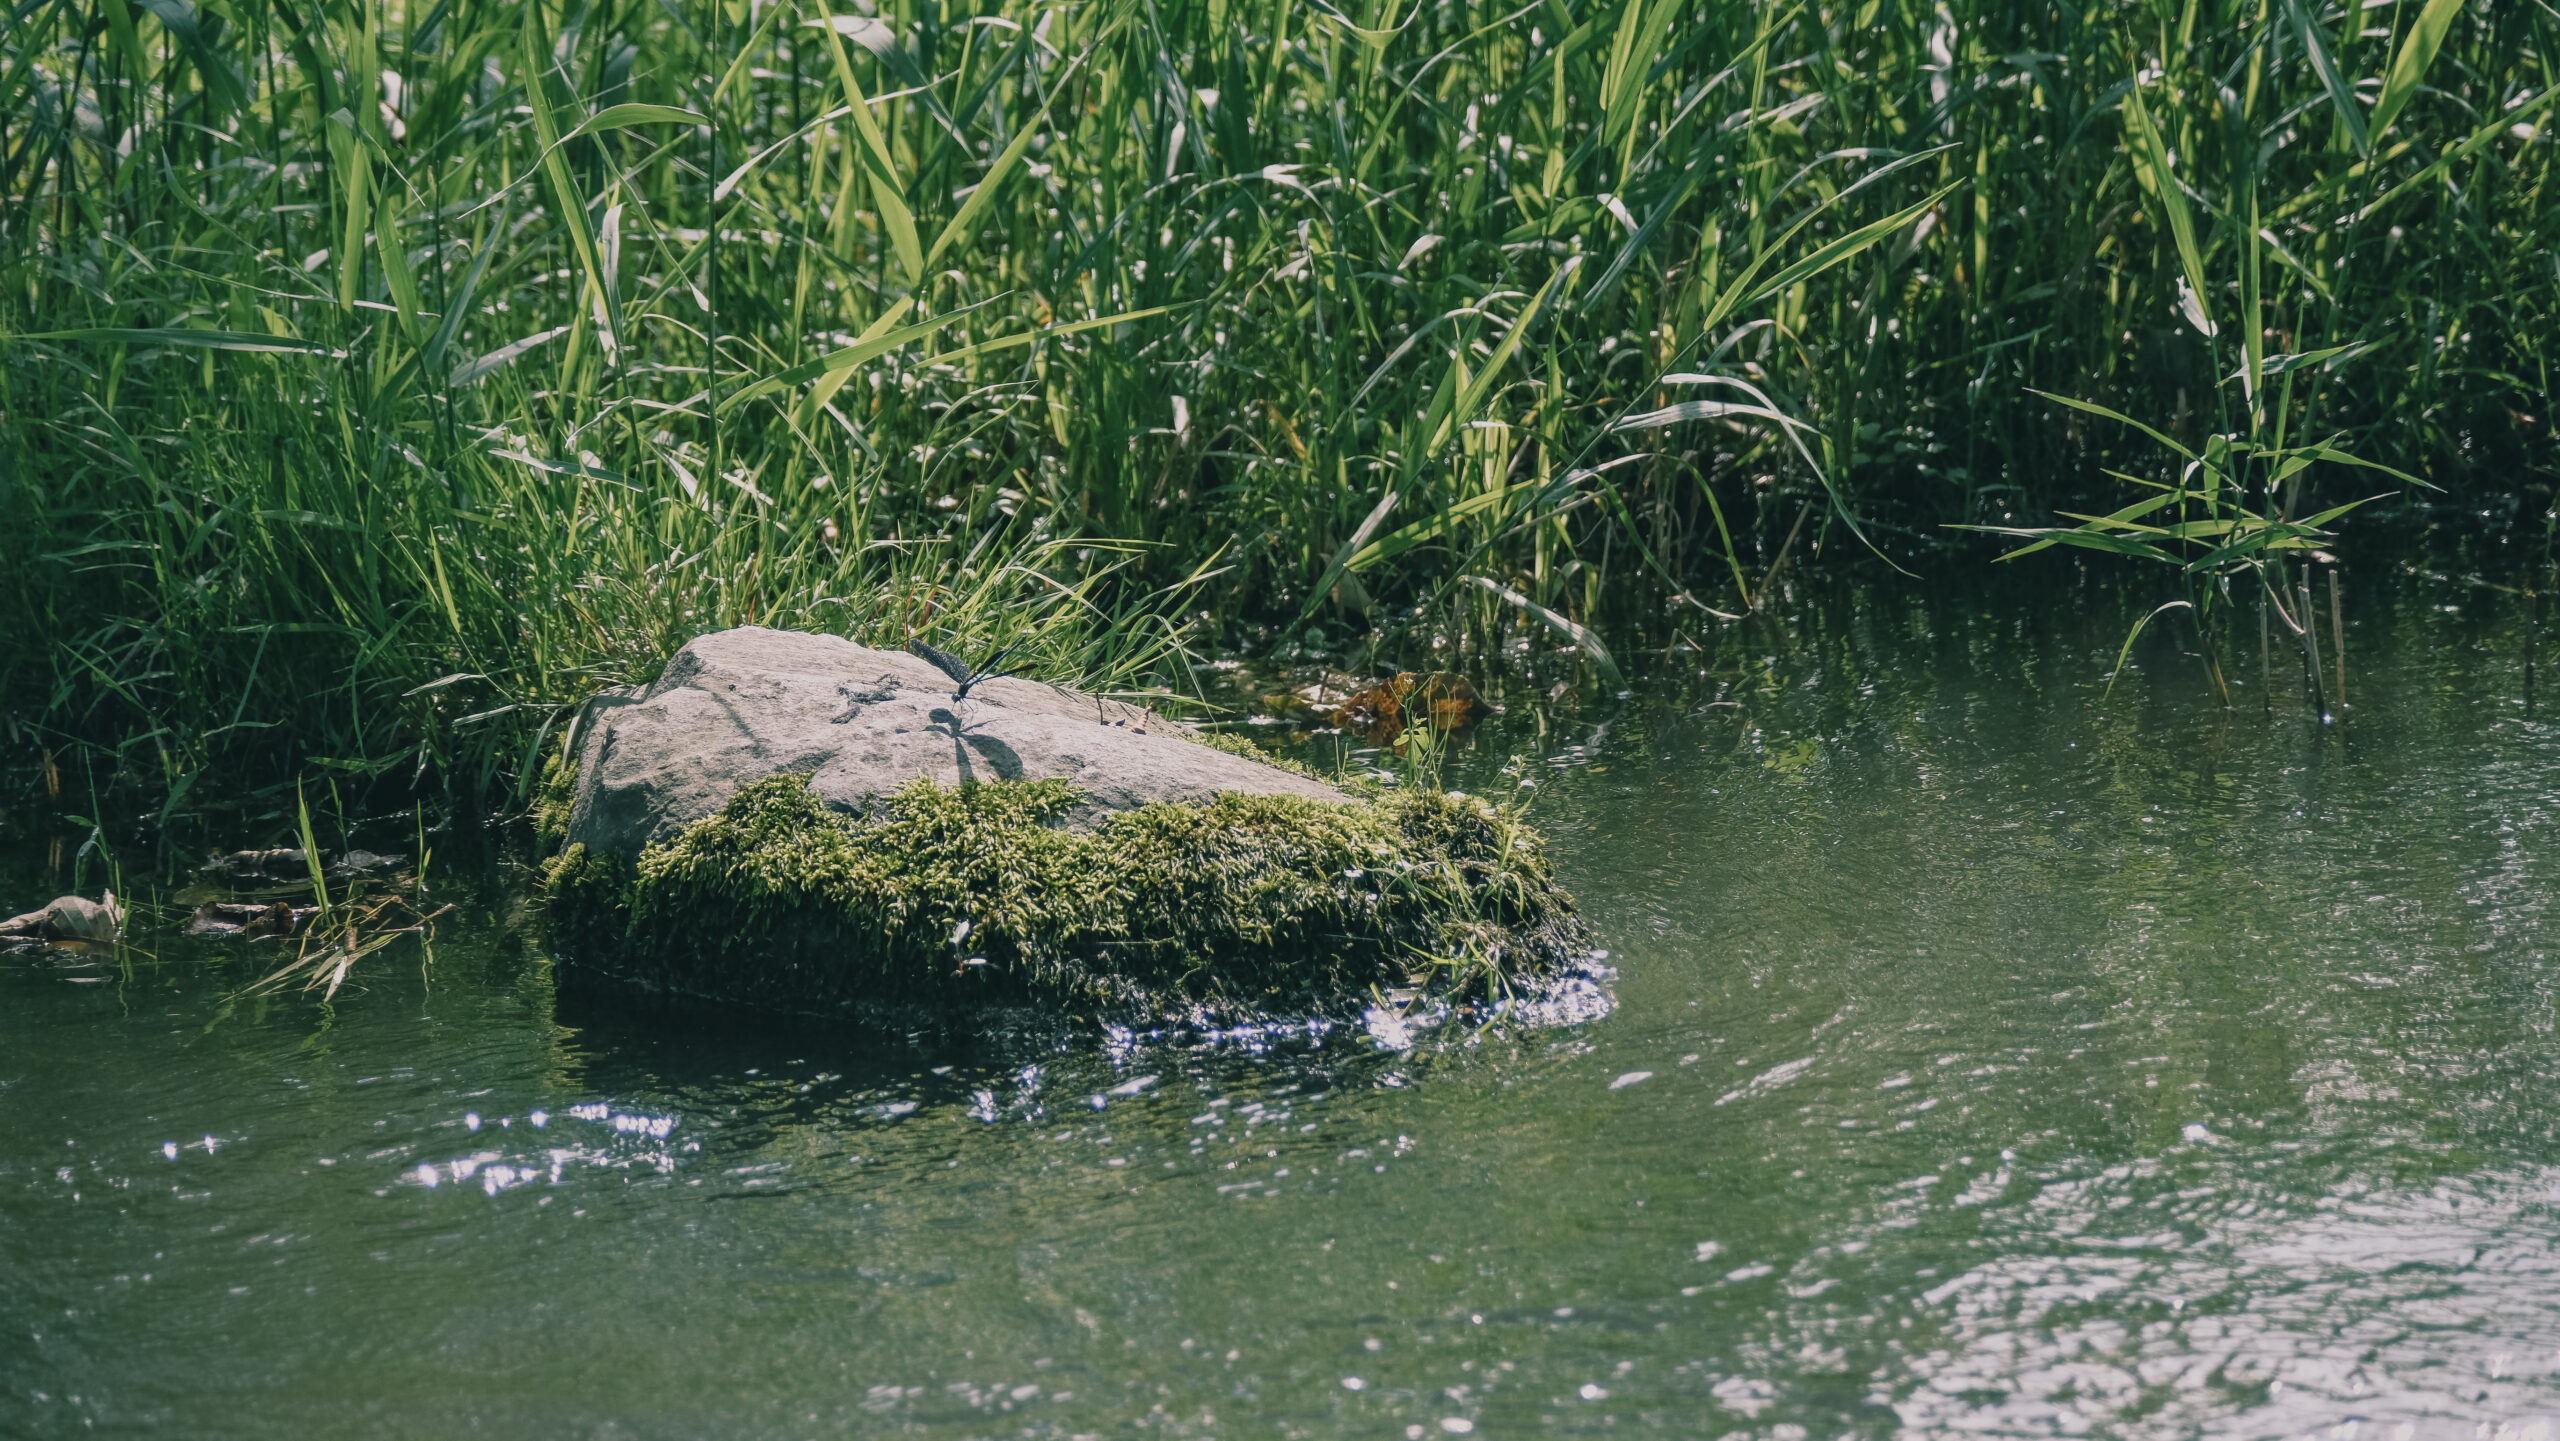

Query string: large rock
[543,626,1587,1028]
[566,626,1343,859]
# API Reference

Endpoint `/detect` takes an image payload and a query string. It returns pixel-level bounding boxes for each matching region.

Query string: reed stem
[2297,571,2330,725]
[2259,587,2272,714]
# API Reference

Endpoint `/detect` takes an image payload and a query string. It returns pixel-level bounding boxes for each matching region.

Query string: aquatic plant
[0,0,2548,789]
[1957,5,2488,715]
[227,889,453,1002]
[541,771,1584,1023]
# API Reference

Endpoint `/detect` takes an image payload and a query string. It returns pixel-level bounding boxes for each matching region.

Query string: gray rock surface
[565,627,1344,859]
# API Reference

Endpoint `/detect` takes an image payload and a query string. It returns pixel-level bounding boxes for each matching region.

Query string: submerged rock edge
[540,773,1587,1026]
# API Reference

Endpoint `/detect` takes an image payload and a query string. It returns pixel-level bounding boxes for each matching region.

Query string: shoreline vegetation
[0,0,2551,810]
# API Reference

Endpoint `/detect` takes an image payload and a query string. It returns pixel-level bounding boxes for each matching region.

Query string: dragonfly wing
[909,641,974,687]
[971,638,1028,683]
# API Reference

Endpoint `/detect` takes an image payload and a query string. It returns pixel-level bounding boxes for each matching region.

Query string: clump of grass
[542,773,1584,1024]
[230,893,453,1003]
[0,0,2549,793]
[1956,8,2494,711]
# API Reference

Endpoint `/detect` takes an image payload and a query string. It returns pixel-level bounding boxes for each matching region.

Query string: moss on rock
[542,773,1584,1023]
[532,746,577,853]
[1182,729,1331,782]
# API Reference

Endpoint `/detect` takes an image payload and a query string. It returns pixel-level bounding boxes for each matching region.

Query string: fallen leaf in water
[187,900,305,939]
[0,893,124,943]
[1327,673,1483,746]
[186,903,239,938]
[1260,691,1333,725]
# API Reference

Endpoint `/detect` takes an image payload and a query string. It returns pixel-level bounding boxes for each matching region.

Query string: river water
[5,556,2556,1439]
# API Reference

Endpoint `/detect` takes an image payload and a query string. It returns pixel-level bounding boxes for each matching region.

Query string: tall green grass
[0,0,2549,794]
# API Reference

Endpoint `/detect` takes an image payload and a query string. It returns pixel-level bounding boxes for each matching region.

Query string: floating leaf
[1326,672,1484,747]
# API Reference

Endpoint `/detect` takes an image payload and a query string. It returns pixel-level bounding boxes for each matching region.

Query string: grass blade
[2285,0,2372,156]
[1461,575,1623,686]
[2121,78,2213,333]
[18,328,346,357]
[2369,0,2466,142]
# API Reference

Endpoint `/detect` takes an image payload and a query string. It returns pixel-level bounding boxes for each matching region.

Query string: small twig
[2297,573,2330,723]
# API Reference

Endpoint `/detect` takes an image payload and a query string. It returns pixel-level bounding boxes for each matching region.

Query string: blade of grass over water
[297,781,331,919]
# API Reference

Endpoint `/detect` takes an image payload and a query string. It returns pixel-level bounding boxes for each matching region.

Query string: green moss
[1183,728,1330,782]
[542,774,1584,1022]
[531,747,577,855]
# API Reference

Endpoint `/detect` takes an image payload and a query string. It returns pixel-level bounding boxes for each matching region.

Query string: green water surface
[6,561,2556,1439]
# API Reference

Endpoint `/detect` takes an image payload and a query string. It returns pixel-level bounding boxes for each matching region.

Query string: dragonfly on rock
[909,638,1031,702]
